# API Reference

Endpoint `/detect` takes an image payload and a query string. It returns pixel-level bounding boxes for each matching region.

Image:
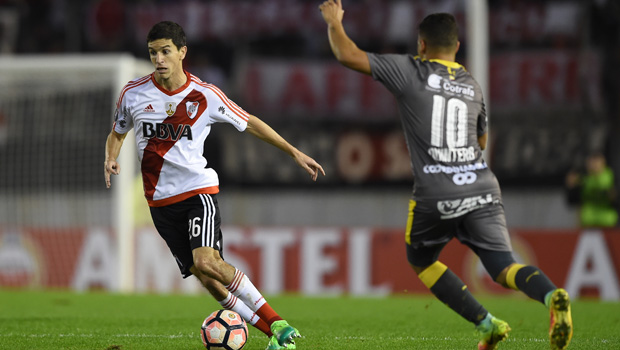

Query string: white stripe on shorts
[199,194,216,248]
[198,194,207,247]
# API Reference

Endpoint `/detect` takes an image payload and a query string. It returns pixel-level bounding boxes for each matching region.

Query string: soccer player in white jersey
[104,21,324,350]
[320,2,572,350]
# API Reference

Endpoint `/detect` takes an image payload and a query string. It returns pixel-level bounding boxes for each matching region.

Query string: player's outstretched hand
[104,159,120,188]
[293,150,325,182]
[319,0,344,25]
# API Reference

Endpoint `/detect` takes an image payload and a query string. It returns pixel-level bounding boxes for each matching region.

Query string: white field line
[0,333,265,340]
[0,334,549,342]
[334,336,548,342]
[0,333,614,345]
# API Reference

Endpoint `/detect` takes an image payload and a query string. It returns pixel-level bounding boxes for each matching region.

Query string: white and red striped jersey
[112,71,249,207]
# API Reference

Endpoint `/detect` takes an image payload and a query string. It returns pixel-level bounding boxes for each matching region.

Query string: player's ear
[417,37,426,57]
[179,46,187,60]
[454,41,460,55]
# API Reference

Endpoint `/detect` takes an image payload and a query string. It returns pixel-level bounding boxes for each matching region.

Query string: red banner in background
[1,227,619,300]
[234,52,600,122]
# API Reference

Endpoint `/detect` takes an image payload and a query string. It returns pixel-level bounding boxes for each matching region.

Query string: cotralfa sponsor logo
[427,73,475,97]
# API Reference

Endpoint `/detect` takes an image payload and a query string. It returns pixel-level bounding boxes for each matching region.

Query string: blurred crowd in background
[1,0,619,227]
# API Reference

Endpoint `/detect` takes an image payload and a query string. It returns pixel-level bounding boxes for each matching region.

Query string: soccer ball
[200,309,248,350]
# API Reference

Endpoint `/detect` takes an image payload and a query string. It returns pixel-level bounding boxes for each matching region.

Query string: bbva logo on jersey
[142,122,193,141]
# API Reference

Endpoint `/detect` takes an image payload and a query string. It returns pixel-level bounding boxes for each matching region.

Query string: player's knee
[476,249,516,288]
[409,263,429,275]
[193,255,223,280]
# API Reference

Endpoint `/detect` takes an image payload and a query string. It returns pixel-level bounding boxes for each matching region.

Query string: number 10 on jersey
[430,95,468,148]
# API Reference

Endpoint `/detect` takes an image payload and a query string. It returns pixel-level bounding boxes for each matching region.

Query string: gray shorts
[405,195,512,267]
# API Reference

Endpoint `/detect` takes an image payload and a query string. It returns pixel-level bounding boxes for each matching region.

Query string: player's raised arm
[245,115,325,181]
[104,130,127,188]
[319,0,371,75]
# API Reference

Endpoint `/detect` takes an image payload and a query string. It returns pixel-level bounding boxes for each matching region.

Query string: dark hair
[418,13,458,49]
[147,21,187,49]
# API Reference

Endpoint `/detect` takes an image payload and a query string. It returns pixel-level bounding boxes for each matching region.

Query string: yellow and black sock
[419,261,487,325]
[505,264,556,304]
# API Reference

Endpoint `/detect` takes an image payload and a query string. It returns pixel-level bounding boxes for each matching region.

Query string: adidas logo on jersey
[143,104,156,113]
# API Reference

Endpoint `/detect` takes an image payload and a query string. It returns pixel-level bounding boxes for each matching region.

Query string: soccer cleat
[270,320,301,347]
[549,288,573,350]
[265,335,296,350]
[476,315,511,350]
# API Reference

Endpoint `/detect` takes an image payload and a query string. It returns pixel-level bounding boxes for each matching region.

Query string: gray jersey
[368,53,501,207]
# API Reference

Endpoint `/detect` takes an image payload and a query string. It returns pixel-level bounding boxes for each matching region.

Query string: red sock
[254,318,273,337]
[256,303,283,326]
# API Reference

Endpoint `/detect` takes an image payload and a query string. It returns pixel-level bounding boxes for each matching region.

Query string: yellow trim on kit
[418,261,448,289]
[505,263,526,291]
[429,58,465,70]
[405,199,417,245]
[413,55,465,70]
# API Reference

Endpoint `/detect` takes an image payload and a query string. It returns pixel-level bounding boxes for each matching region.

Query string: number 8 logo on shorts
[453,171,477,185]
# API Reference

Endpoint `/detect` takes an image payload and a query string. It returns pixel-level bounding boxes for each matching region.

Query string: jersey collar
[429,58,465,70]
[151,70,192,96]
[415,55,465,70]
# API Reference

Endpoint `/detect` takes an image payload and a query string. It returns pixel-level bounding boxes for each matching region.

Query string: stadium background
[0,0,619,300]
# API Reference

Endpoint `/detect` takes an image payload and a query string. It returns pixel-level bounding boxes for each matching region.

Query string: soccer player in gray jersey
[320,2,572,350]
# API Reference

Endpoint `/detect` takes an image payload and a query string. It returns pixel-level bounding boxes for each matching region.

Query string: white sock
[218,292,260,325]
[225,268,267,312]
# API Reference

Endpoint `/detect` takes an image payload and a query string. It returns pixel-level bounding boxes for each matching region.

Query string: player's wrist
[327,21,343,31]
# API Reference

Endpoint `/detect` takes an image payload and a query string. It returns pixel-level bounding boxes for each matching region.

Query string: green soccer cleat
[265,335,296,350]
[476,314,511,350]
[270,320,301,348]
[549,288,573,350]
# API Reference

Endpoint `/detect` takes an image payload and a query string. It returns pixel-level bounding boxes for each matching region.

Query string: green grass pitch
[1,289,618,349]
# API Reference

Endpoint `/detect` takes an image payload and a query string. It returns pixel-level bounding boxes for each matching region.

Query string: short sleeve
[112,96,133,134]
[205,85,249,132]
[367,53,412,95]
